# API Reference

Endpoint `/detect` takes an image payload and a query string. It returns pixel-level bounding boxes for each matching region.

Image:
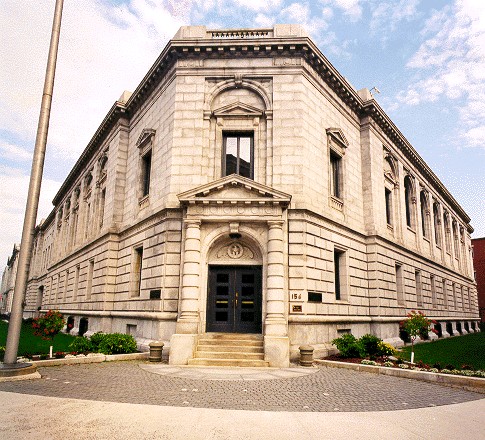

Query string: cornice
[48,25,471,232]
[52,101,128,205]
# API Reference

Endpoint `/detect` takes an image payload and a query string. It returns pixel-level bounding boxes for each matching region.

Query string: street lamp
[1,0,64,376]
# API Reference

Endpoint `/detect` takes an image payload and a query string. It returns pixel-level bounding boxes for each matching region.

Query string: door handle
[235,291,238,307]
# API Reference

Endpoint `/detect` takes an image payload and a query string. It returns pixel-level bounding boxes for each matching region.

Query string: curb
[314,360,485,394]
[28,352,149,367]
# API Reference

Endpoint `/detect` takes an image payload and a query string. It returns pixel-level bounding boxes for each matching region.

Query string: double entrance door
[207,265,262,333]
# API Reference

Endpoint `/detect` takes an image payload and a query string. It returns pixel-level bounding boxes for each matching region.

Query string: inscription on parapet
[178,59,204,68]
[273,58,301,66]
[192,205,280,216]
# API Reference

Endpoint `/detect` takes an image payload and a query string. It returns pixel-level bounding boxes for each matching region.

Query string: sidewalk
[1,391,484,440]
[0,362,483,439]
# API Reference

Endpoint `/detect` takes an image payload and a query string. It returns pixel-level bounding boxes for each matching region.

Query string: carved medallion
[227,243,244,259]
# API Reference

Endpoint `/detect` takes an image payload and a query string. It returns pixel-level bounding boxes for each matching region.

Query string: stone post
[169,219,201,364]
[149,341,164,362]
[299,345,314,367]
[264,220,289,367]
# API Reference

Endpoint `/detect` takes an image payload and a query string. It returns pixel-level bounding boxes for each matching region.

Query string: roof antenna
[369,86,381,96]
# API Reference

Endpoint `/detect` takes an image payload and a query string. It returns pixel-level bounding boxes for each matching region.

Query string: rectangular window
[223,133,254,179]
[330,151,342,199]
[308,291,323,302]
[131,247,143,297]
[334,249,347,301]
[62,269,69,302]
[452,282,457,309]
[126,324,137,336]
[86,259,94,300]
[73,265,80,302]
[99,188,106,228]
[430,274,436,308]
[442,278,448,308]
[385,188,392,225]
[141,150,152,197]
[415,270,422,307]
[395,264,404,306]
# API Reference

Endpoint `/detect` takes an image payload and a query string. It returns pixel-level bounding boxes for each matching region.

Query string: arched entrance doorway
[207,265,262,333]
[206,237,263,334]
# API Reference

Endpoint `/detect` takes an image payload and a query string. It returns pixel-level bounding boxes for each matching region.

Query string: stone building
[1,244,20,315]
[471,237,485,323]
[22,25,479,366]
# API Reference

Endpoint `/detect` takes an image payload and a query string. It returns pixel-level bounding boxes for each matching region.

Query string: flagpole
[2,0,64,368]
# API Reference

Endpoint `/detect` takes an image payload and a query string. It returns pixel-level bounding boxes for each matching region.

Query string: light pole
[2,0,64,370]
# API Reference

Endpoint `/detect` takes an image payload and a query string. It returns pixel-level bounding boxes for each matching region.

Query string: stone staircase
[187,333,269,367]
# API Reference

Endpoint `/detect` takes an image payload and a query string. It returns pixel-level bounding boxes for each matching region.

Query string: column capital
[184,219,201,228]
[267,220,284,229]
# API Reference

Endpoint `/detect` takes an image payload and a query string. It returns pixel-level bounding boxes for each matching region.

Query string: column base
[169,333,198,365]
[264,335,289,367]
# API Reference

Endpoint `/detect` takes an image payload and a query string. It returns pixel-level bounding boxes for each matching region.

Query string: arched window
[420,190,429,238]
[383,152,398,229]
[433,201,441,246]
[404,175,415,228]
[452,220,459,259]
[443,211,451,253]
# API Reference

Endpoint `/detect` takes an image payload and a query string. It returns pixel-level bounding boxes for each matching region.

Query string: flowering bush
[377,341,396,356]
[400,310,437,363]
[32,310,66,341]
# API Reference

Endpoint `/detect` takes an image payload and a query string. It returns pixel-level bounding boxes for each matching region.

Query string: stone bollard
[299,345,314,367]
[149,341,164,362]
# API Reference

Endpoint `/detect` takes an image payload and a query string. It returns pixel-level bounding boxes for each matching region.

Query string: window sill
[387,224,394,231]
[406,226,416,234]
[329,195,343,211]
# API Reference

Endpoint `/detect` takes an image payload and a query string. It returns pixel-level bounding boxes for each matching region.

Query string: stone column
[178,219,201,329]
[264,220,289,367]
[169,219,201,365]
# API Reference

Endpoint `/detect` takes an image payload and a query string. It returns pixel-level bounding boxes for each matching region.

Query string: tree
[32,310,66,357]
[400,310,437,363]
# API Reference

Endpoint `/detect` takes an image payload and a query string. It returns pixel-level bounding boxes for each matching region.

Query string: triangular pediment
[136,128,156,148]
[178,174,291,206]
[213,101,264,118]
[326,127,349,148]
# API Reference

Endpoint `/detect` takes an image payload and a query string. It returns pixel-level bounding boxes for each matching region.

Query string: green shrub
[359,334,381,357]
[69,336,93,353]
[96,333,137,355]
[332,334,363,358]
[89,332,107,351]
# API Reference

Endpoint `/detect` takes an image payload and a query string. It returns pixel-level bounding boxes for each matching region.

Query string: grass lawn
[399,332,485,370]
[0,319,77,358]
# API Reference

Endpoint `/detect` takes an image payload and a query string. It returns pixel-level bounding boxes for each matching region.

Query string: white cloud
[229,0,283,12]
[280,2,329,38]
[0,165,60,269]
[0,142,32,162]
[321,0,362,21]
[0,0,189,162]
[254,13,275,28]
[396,0,485,148]
[370,0,420,35]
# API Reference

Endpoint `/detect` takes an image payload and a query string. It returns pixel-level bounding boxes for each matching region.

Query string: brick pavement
[0,361,482,412]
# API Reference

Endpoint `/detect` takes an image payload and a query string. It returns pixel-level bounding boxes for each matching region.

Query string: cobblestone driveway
[0,362,482,412]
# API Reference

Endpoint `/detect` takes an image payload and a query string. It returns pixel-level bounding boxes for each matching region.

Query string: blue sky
[0,0,484,269]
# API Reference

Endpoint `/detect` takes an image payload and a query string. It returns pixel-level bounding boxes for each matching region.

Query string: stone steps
[188,333,269,367]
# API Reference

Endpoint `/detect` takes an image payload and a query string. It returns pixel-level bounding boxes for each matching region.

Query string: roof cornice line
[52,100,127,205]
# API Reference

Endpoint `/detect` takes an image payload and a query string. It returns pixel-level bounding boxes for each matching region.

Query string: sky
[0,0,484,272]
